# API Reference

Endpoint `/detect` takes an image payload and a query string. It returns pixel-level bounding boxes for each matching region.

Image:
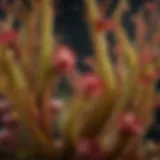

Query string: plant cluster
[0,0,160,159]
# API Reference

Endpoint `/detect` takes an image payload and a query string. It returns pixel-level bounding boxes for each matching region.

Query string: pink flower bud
[77,73,104,98]
[53,45,76,74]
[117,113,143,135]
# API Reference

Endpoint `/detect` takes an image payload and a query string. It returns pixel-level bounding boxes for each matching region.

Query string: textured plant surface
[0,0,160,159]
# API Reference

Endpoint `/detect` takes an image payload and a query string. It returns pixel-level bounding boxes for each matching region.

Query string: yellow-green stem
[84,0,116,92]
[37,0,53,92]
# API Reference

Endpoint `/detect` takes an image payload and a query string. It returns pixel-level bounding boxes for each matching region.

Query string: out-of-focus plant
[0,0,159,159]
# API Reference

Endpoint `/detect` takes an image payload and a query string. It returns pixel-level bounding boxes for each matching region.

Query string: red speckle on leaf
[0,29,21,60]
[113,44,123,56]
[53,45,76,74]
[0,129,10,142]
[0,30,18,45]
[95,19,115,32]
[140,71,158,84]
[77,73,104,98]
[9,43,22,60]
[0,5,8,11]
[145,2,156,12]
[2,114,17,126]
[117,113,143,135]
[136,152,145,160]
[140,51,153,64]
[0,101,11,113]
[157,143,160,151]
[84,57,95,67]
[105,19,115,31]
[126,151,145,160]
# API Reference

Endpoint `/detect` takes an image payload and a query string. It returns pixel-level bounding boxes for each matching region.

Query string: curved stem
[84,0,116,92]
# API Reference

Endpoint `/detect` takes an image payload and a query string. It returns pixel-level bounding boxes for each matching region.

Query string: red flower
[95,19,115,32]
[0,30,18,45]
[77,73,104,98]
[53,45,76,74]
[117,113,143,135]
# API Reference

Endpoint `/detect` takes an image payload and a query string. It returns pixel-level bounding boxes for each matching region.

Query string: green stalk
[84,0,116,92]
[63,94,87,144]
[0,48,49,152]
[0,48,27,91]
[78,0,117,139]
[113,0,140,110]
[39,71,57,143]
[113,0,138,69]
[37,0,53,92]
[119,83,155,159]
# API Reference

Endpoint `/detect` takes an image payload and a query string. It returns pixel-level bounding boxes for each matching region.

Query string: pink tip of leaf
[53,45,76,74]
[77,73,104,98]
[117,112,143,135]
